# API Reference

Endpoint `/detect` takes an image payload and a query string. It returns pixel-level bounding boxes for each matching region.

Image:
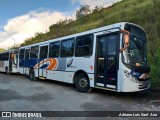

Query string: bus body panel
[0,61,8,72]
[118,65,150,92]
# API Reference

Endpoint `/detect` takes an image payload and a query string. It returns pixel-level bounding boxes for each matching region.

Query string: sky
[0,0,120,49]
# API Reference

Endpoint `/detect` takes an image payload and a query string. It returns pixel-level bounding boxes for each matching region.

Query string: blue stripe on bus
[19,59,42,67]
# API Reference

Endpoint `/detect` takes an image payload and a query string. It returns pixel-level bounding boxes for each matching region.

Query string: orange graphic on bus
[34,58,58,70]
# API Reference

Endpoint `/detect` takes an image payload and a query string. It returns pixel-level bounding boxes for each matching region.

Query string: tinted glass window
[2,53,5,60]
[76,35,93,57]
[25,49,30,59]
[0,54,2,60]
[2,52,9,61]
[61,39,74,57]
[98,38,105,57]
[125,24,146,40]
[40,46,48,59]
[5,52,9,60]
[108,35,117,55]
[30,46,39,59]
[19,49,25,59]
[49,42,60,57]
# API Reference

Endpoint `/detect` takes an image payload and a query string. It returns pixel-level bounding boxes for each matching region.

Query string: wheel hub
[79,78,88,88]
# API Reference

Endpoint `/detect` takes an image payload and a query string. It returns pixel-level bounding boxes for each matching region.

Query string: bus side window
[5,52,9,61]
[49,42,60,58]
[39,46,48,59]
[30,46,39,59]
[25,49,30,59]
[19,49,25,59]
[3,53,9,61]
[61,39,74,57]
[0,54,2,60]
[75,34,93,57]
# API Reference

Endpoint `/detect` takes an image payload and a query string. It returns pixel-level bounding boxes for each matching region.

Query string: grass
[0,48,5,52]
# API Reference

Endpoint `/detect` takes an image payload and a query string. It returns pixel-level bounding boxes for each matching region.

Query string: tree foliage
[92,6,103,13]
[76,5,91,19]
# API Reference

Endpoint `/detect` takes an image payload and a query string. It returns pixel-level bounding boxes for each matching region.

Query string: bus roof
[19,22,143,49]
[0,49,18,54]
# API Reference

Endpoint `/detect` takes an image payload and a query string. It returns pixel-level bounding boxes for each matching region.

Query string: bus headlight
[123,70,138,83]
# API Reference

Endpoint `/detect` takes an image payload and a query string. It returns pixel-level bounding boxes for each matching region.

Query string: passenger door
[24,49,30,75]
[96,33,119,90]
[39,45,48,78]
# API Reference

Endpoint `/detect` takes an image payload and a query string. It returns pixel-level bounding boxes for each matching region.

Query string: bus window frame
[49,41,60,58]
[39,45,49,59]
[61,38,75,57]
[19,49,25,60]
[75,34,94,57]
[25,49,30,60]
[30,46,39,59]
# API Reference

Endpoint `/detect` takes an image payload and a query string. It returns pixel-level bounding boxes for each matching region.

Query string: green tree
[76,5,91,19]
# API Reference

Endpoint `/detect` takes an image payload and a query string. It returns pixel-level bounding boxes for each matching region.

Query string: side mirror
[120,30,130,52]
[124,34,129,44]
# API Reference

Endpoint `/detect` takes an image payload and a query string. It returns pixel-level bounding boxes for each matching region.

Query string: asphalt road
[0,73,160,120]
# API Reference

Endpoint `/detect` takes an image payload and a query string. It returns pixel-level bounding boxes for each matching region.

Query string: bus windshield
[123,35,147,66]
[122,24,147,66]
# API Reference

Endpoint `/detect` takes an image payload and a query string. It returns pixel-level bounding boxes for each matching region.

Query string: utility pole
[12,38,15,47]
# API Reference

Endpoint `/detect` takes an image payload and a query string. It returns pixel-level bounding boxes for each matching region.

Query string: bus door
[24,49,30,75]
[39,45,48,78]
[96,33,119,90]
[19,49,25,74]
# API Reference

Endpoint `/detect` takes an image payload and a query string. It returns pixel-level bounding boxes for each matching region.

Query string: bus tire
[75,73,91,93]
[5,67,11,75]
[29,69,36,81]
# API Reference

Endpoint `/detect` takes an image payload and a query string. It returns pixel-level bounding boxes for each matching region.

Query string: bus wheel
[5,67,11,75]
[75,73,91,93]
[29,69,36,81]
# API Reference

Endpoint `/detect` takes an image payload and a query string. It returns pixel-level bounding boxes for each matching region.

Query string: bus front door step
[39,76,46,80]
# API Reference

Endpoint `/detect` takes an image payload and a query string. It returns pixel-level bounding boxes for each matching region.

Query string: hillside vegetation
[20,0,160,88]
[0,48,5,52]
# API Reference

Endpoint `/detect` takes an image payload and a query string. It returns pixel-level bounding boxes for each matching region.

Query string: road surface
[0,73,159,120]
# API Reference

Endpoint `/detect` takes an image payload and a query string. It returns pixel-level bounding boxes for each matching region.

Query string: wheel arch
[29,67,34,70]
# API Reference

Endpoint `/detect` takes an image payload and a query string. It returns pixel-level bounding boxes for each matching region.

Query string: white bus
[0,49,19,74]
[18,22,150,92]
